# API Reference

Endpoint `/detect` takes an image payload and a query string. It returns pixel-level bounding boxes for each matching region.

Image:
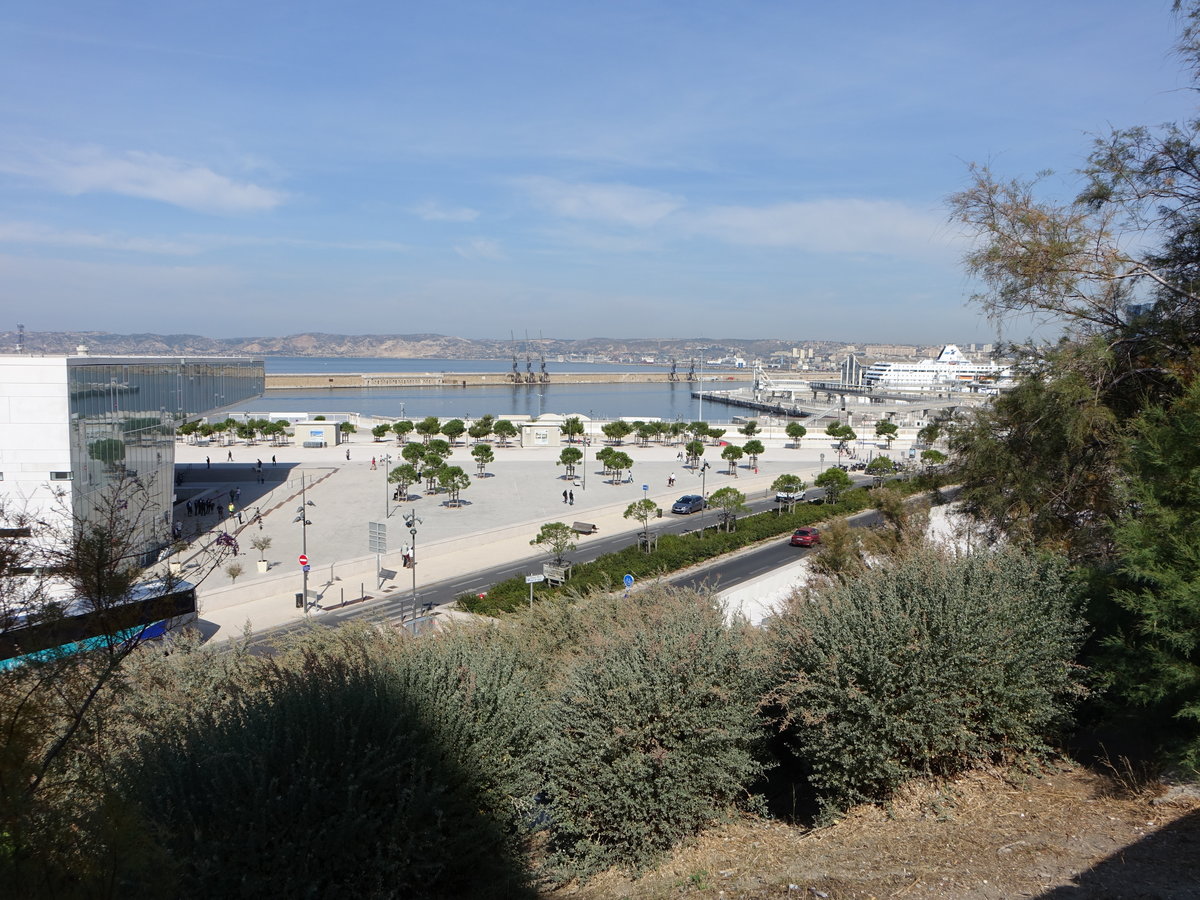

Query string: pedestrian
[272,455,276,465]
[229,488,236,502]
[185,501,193,516]
[257,458,262,470]
[346,448,351,461]
[402,543,411,568]
[236,510,243,524]
[227,450,233,462]
[370,457,376,470]
[228,502,236,518]
[668,472,675,487]
[206,456,211,468]
[568,490,574,505]
[234,487,241,501]
[562,489,568,504]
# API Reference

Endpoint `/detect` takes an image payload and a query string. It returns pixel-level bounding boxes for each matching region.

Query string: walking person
[568,490,574,505]
[272,455,276,466]
[562,489,568,504]
[227,450,233,462]
[346,448,350,461]
[206,456,210,468]
[185,501,193,516]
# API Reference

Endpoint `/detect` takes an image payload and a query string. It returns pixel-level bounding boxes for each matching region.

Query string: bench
[302,440,326,448]
[571,521,599,535]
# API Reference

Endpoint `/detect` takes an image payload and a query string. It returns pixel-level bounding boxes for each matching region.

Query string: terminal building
[0,350,264,560]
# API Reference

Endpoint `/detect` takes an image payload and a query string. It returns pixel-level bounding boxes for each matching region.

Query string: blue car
[672,494,706,514]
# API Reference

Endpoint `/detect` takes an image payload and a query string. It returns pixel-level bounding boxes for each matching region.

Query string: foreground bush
[768,546,1088,819]
[537,589,768,880]
[117,626,535,899]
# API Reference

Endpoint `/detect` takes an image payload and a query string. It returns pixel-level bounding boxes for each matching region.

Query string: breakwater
[266,371,755,390]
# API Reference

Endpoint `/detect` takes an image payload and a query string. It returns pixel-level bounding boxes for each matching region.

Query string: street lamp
[293,475,315,613]
[403,508,422,605]
[380,453,393,518]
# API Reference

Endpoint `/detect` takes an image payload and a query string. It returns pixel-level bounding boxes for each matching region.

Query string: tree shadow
[116,648,535,898]
[1035,808,1200,898]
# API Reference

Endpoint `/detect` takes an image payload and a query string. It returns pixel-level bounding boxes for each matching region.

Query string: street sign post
[623,572,634,597]
[526,573,545,607]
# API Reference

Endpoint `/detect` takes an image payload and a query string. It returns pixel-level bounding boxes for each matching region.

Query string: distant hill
[0,330,863,361]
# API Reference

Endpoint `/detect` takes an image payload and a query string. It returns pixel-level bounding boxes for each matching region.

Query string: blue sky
[0,1,1188,343]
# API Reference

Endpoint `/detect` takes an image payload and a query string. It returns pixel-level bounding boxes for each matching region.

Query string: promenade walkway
[171,428,911,641]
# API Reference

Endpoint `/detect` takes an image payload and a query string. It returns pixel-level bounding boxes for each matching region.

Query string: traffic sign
[525,574,546,584]
[298,554,309,566]
[302,564,311,573]
[623,573,634,588]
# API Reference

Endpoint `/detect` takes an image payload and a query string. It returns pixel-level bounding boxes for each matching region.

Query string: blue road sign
[623,573,634,588]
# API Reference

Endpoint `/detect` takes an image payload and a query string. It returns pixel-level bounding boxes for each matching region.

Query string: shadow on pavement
[1035,807,1200,898]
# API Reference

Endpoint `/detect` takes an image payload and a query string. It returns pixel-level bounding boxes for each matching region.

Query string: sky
[0,1,1191,343]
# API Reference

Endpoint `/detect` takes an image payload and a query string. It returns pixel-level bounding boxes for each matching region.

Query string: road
[243,476,879,649]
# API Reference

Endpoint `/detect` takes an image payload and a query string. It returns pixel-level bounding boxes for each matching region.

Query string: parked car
[671,494,706,514]
[775,488,807,504]
[789,527,821,547]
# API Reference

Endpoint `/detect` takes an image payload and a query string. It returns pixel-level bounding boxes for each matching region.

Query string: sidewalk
[172,429,910,641]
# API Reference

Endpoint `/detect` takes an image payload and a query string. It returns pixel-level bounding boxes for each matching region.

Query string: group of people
[562,489,575,505]
[187,498,223,517]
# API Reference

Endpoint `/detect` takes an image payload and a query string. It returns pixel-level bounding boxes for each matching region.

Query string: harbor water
[232,358,751,421]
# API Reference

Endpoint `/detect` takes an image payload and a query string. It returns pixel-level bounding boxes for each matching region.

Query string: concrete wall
[0,357,72,521]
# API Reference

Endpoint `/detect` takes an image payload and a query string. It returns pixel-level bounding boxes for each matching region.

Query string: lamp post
[699,462,709,533]
[380,453,393,518]
[403,508,422,605]
[581,434,588,491]
[293,475,315,613]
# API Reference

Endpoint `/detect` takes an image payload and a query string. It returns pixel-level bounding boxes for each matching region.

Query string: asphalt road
[243,475,883,649]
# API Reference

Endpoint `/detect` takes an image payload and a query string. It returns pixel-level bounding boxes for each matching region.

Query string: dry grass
[545,762,1200,899]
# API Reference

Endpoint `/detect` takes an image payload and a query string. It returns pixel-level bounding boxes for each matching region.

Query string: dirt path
[554,764,1200,899]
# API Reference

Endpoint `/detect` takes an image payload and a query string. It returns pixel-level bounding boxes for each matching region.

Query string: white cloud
[454,238,506,261]
[684,199,960,258]
[0,221,200,255]
[516,177,683,227]
[410,200,480,222]
[0,144,285,214]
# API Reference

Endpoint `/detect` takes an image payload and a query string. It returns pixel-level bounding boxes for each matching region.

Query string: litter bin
[656,508,663,518]
[295,592,304,609]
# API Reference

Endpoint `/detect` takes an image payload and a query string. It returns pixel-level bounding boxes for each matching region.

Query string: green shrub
[538,589,767,880]
[767,546,1088,820]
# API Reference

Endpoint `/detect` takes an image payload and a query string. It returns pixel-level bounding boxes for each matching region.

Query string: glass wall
[66,358,264,559]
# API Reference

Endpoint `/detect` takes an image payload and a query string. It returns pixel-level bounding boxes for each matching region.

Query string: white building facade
[0,353,263,557]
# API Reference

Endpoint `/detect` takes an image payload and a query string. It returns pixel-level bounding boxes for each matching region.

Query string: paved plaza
[171,426,912,640]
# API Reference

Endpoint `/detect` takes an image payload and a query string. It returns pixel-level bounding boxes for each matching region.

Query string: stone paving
[170,424,912,641]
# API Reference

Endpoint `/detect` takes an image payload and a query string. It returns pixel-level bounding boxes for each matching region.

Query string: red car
[789,527,821,548]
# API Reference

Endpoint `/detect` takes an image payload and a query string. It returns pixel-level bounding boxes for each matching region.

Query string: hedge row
[459,478,939,616]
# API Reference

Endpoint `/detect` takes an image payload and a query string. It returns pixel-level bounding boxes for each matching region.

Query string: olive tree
[530,522,576,566]
[471,444,494,477]
[786,421,808,447]
[708,486,748,532]
[557,446,583,480]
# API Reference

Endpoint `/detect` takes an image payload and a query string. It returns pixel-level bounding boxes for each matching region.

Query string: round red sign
[298,554,309,566]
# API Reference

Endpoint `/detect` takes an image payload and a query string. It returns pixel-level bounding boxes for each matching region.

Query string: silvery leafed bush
[767,546,1088,820]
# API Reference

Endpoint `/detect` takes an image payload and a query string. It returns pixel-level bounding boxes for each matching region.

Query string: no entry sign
[298,554,309,566]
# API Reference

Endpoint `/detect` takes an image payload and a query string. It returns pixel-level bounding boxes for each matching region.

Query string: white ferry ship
[862,344,1012,393]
